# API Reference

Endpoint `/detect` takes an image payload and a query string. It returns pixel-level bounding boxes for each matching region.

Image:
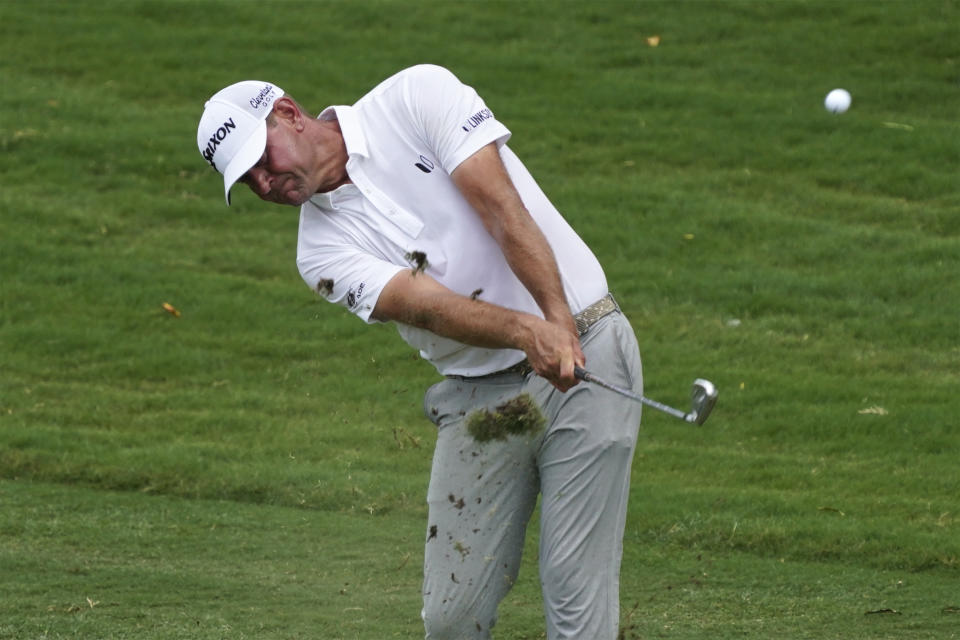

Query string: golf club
[574,366,718,425]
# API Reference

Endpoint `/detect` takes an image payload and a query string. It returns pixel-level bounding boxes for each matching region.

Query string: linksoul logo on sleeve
[461,108,494,132]
[202,118,237,170]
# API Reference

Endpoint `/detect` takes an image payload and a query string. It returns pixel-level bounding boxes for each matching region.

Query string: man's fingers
[543,333,583,392]
[557,352,578,390]
[523,318,585,392]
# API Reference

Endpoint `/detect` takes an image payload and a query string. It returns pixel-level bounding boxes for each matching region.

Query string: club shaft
[574,366,690,421]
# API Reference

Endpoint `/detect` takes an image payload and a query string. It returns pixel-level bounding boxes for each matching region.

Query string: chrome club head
[686,379,718,425]
[575,366,718,426]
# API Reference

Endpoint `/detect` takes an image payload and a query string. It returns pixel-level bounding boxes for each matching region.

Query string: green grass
[2,1,958,638]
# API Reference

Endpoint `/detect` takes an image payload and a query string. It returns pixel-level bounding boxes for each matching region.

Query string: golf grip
[573,366,690,421]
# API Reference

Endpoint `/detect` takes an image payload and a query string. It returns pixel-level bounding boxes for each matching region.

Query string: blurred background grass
[1,1,958,638]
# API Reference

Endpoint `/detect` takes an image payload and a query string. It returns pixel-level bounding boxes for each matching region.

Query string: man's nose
[247,169,272,196]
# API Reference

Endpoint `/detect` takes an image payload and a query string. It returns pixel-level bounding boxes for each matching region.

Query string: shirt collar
[319,105,368,159]
[308,183,361,210]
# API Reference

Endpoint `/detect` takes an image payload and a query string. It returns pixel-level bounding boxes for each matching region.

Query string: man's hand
[519,315,584,392]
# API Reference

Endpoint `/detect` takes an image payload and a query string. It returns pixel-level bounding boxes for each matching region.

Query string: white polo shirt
[297,64,607,376]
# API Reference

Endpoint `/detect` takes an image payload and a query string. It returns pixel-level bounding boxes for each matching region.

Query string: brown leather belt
[461,293,620,379]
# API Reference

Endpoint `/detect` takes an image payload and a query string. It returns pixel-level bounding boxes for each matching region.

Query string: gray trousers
[420,311,643,639]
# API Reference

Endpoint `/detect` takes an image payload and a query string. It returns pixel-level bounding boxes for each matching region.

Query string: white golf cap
[197,81,285,205]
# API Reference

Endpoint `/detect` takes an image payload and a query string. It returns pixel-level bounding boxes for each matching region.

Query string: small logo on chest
[414,155,435,173]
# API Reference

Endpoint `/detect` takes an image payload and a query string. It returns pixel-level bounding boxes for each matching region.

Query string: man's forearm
[371,271,582,390]
[490,211,576,332]
[374,273,537,351]
[451,144,576,333]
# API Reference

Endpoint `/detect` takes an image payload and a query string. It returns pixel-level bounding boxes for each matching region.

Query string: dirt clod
[405,251,429,274]
[317,278,334,296]
[454,540,470,559]
[466,393,545,443]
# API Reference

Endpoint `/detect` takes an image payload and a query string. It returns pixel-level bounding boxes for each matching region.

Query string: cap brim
[221,122,267,206]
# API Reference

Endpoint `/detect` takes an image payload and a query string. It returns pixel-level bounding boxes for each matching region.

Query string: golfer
[197,64,643,640]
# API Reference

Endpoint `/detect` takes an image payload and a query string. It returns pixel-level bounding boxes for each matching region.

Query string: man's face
[237,118,315,207]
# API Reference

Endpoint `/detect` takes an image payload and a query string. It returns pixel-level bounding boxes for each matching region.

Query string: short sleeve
[297,241,405,324]
[401,65,512,173]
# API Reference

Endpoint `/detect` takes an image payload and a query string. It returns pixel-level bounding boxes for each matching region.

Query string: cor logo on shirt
[347,282,365,308]
[461,108,494,132]
[415,155,435,173]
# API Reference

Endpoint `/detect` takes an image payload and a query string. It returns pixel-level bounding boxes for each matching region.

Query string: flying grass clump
[466,394,545,443]
[317,278,334,296]
[405,250,429,274]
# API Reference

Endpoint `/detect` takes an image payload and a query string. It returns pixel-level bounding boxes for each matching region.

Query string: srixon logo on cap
[201,118,237,170]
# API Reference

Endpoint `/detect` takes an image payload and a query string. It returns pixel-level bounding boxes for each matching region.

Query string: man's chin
[280,190,310,207]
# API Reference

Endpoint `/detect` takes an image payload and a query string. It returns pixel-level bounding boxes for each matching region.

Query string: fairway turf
[1,1,958,639]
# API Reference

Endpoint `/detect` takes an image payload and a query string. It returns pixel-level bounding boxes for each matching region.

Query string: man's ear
[271,97,303,129]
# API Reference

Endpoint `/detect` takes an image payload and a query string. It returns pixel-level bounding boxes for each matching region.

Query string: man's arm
[452,143,584,388]
[451,144,576,331]
[371,142,584,390]
[371,270,581,391]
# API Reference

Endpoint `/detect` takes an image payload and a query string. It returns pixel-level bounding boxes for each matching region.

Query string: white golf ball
[824,88,851,114]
